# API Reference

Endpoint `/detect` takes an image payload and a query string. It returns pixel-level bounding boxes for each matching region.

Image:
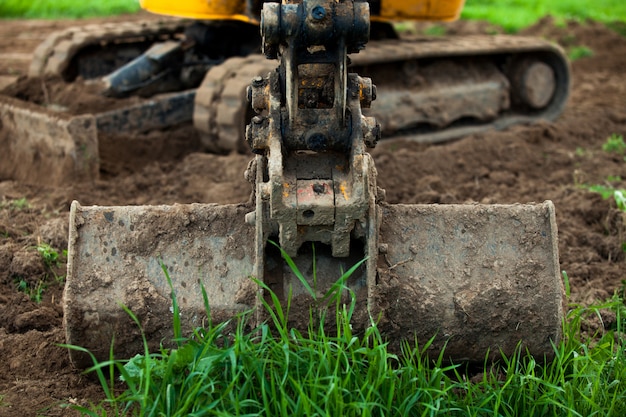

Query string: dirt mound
[0,16,625,415]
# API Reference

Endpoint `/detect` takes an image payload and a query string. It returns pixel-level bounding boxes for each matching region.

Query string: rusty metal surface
[65,200,562,367]
[245,0,381,321]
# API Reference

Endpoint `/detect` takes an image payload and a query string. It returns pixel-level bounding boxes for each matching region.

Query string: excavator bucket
[64,0,564,368]
[0,96,99,185]
[66,200,562,368]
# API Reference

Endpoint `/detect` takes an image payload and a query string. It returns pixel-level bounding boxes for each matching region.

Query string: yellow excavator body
[139,0,257,22]
[139,0,466,22]
[377,0,465,21]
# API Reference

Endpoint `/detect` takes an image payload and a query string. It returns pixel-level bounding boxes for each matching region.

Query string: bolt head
[311,5,326,20]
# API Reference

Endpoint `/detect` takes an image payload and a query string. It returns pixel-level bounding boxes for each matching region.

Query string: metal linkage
[245,0,381,292]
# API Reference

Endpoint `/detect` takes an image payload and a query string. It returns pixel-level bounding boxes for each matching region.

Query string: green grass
[37,242,67,283]
[580,134,626,252]
[0,197,30,211]
[13,242,67,303]
[0,0,140,19]
[584,134,626,206]
[4,0,626,29]
[568,45,594,61]
[462,0,626,32]
[63,253,626,416]
[15,277,46,303]
[603,133,626,156]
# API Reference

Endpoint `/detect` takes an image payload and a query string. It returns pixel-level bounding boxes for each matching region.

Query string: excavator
[11,0,569,154]
[59,0,565,368]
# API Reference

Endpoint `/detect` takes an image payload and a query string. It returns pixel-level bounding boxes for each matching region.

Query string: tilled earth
[0,13,625,416]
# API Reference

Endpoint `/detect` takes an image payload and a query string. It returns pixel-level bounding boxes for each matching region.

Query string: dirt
[0,13,625,416]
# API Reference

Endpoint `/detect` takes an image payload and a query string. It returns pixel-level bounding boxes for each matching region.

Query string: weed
[423,24,447,36]
[14,243,66,303]
[568,45,594,61]
[16,278,47,303]
[607,21,626,38]
[15,278,27,293]
[37,242,60,268]
[602,133,626,156]
[560,33,578,46]
[13,197,30,209]
[485,27,501,35]
[36,242,67,283]
[585,183,626,252]
[31,280,46,304]
[615,189,626,212]
[590,135,626,209]
[392,21,417,35]
[581,134,626,252]
[1,197,30,211]
[562,270,571,298]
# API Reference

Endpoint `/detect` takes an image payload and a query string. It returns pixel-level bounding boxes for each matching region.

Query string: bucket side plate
[378,202,563,361]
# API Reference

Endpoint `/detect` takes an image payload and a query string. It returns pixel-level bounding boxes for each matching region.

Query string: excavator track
[26,25,569,152]
[352,35,570,143]
[29,19,187,81]
[194,55,277,153]
[192,34,569,150]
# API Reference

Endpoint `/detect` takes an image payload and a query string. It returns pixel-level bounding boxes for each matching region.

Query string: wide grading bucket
[65,200,563,368]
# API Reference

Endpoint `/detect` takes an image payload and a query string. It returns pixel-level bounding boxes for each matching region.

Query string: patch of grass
[607,21,626,37]
[568,45,594,60]
[392,21,418,35]
[13,243,66,303]
[0,0,140,19]
[580,133,626,251]
[585,182,625,211]
[37,242,62,269]
[0,197,30,211]
[63,250,626,416]
[15,277,47,303]
[38,242,67,285]
[462,0,626,32]
[423,24,448,36]
[602,133,626,156]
